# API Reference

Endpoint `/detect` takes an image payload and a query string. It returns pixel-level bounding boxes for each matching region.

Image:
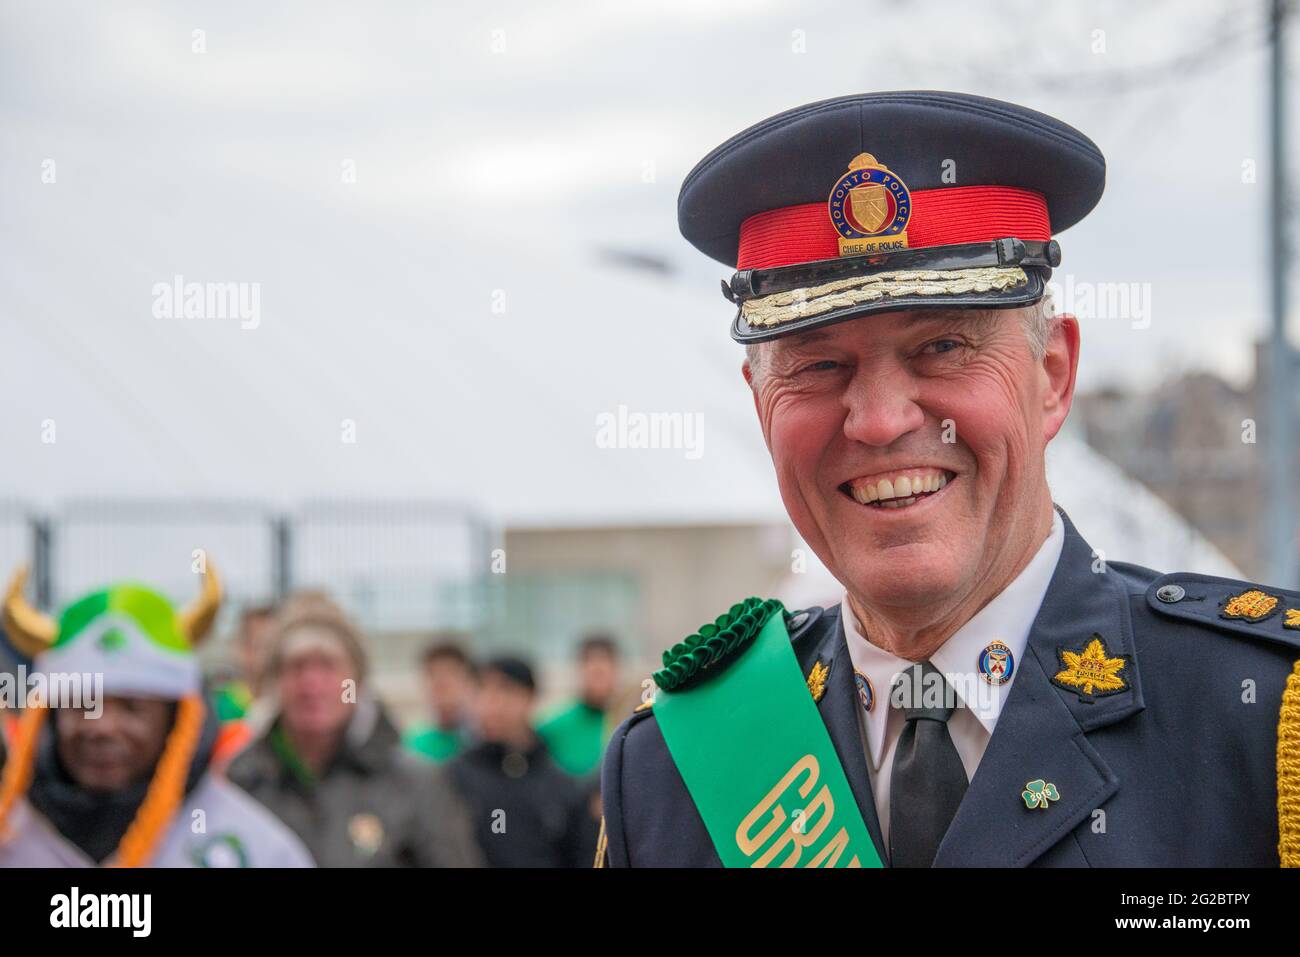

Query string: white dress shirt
[840,509,1065,847]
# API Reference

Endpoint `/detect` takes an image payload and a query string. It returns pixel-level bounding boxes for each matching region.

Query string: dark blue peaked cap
[677,91,1106,342]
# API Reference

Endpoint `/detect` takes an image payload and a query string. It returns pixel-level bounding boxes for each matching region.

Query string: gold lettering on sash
[736,754,859,868]
[807,826,861,868]
[736,754,818,858]
[752,779,833,867]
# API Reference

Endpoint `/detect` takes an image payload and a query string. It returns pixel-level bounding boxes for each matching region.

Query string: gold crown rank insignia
[827,153,912,257]
[1220,588,1280,623]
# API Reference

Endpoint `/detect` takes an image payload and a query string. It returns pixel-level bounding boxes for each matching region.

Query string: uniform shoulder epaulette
[1148,573,1300,866]
[615,698,658,736]
[650,596,791,693]
[1145,573,1300,650]
[784,604,826,644]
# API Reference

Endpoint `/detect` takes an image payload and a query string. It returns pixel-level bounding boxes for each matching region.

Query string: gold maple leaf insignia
[807,659,830,702]
[1053,636,1128,699]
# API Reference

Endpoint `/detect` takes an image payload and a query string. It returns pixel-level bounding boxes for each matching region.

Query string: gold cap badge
[827,152,912,257]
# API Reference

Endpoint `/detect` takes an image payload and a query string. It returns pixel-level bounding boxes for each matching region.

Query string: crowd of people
[0,567,627,868]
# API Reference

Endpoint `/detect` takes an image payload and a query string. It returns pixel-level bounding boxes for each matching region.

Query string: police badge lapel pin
[979,640,1014,686]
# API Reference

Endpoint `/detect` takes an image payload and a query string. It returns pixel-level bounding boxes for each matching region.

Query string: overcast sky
[0,0,1293,525]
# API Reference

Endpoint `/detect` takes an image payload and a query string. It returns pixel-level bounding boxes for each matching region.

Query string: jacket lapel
[799,606,890,865]
[933,506,1144,867]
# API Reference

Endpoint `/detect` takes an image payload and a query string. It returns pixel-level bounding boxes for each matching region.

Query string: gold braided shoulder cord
[593,816,608,868]
[1279,658,1300,866]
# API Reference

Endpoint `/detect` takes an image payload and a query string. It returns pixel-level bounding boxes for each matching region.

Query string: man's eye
[925,339,963,355]
[801,360,840,373]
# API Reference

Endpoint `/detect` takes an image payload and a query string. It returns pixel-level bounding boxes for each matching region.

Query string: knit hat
[265,591,369,680]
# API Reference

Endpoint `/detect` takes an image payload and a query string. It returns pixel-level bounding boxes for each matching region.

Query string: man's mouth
[838,467,957,510]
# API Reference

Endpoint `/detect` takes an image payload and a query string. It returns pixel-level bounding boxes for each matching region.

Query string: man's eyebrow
[782,329,833,347]
[908,308,1003,330]
[908,309,983,325]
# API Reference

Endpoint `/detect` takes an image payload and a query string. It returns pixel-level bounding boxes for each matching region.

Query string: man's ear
[1042,314,1080,443]
[742,359,760,417]
[742,358,774,451]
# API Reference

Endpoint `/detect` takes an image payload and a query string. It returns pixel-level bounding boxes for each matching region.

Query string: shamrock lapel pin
[1021,779,1059,810]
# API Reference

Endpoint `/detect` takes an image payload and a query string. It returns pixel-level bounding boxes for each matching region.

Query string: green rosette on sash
[651,597,881,868]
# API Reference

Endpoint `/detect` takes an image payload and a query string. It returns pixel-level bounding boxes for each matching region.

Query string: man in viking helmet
[0,564,313,867]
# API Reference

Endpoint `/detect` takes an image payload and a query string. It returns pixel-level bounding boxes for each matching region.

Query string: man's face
[425,658,474,726]
[55,695,174,793]
[745,308,1078,614]
[578,650,618,708]
[276,631,356,738]
[475,671,534,744]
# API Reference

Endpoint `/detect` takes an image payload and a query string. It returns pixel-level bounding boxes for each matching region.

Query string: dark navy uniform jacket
[600,508,1300,866]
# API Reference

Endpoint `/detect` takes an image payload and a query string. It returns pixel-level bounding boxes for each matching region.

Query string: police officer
[597,91,1300,868]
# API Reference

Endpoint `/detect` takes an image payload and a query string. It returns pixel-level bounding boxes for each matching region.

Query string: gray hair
[744,289,1059,388]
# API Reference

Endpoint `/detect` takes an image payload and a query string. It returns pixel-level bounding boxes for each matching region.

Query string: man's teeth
[848,469,950,507]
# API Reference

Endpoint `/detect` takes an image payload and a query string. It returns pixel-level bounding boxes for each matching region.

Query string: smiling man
[597,92,1300,869]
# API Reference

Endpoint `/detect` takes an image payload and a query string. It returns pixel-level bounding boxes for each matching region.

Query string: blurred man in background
[403,639,477,763]
[447,656,595,867]
[0,566,311,867]
[211,603,277,722]
[226,593,482,867]
[537,634,622,777]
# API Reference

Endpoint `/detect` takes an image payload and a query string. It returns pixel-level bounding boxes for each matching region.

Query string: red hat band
[736,185,1051,271]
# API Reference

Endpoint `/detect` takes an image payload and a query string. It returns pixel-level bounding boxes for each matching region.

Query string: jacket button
[1156,583,1186,603]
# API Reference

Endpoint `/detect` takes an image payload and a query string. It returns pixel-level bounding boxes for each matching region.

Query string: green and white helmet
[2,565,222,700]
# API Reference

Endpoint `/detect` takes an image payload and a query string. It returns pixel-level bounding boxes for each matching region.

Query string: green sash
[652,599,881,868]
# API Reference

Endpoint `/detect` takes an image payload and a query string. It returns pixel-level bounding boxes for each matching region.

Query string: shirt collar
[840,509,1065,768]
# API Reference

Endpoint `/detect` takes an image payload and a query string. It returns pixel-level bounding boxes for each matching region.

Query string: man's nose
[78,711,118,739]
[840,367,926,447]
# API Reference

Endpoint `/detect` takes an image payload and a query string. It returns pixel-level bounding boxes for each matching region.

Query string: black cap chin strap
[723,237,1061,304]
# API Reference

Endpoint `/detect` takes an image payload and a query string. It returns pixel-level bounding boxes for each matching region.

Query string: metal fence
[0,498,641,681]
[4,497,489,623]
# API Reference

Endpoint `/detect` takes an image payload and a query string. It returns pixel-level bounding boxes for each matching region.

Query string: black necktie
[888,661,968,868]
